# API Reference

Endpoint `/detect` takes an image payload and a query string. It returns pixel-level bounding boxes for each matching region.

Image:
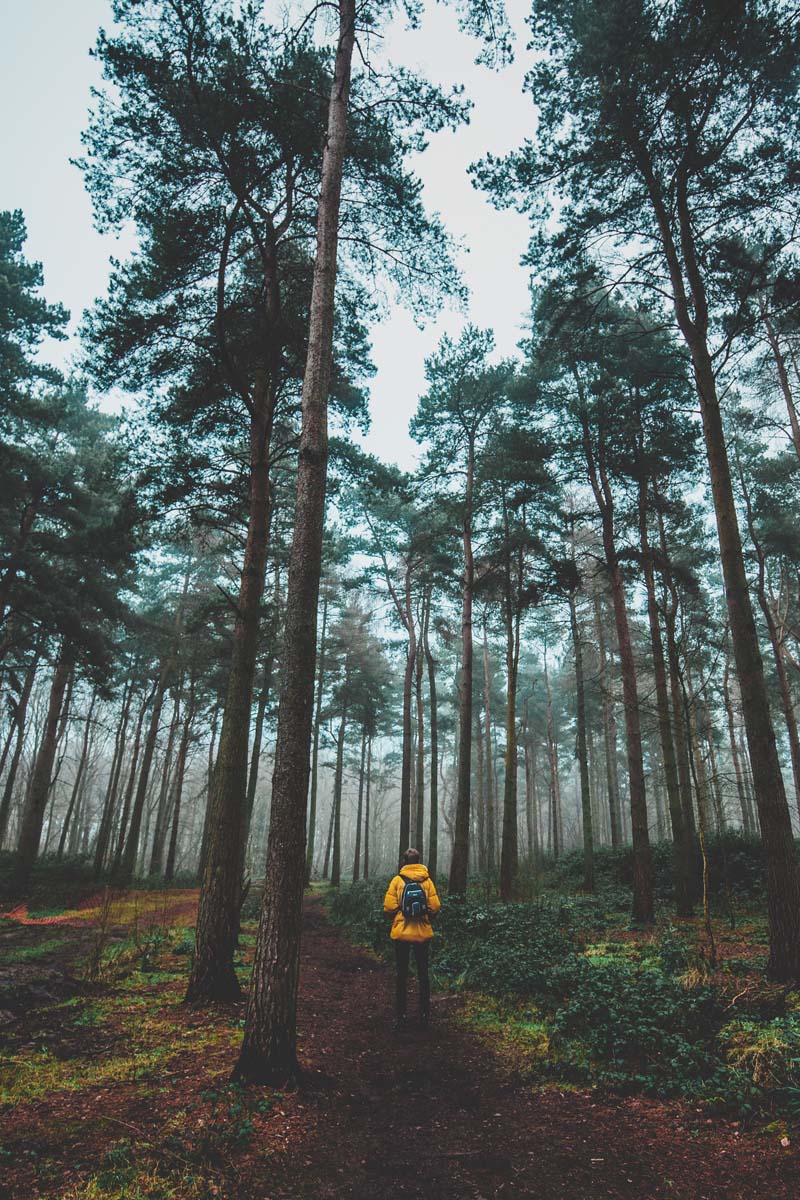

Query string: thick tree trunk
[305,590,328,884]
[188,361,278,1003]
[236,0,356,1081]
[650,173,800,974]
[14,648,71,884]
[569,590,594,893]
[450,434,476,896]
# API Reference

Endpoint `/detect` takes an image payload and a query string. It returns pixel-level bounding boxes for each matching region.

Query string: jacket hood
[398,863,429,880]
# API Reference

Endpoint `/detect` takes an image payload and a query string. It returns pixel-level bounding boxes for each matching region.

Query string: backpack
[399,873,429,920]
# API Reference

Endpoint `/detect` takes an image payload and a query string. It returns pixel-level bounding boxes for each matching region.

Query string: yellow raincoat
[383,862,441,942]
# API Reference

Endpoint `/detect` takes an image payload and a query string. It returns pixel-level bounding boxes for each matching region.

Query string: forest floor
[1,888,798,1199]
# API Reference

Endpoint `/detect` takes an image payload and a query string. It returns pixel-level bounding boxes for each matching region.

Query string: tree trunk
[450,433,476,896]
[474,709,486,872]
[638,478,693,916]
[398,566,416,858]
[330,705,347,888]
[305,589,329,884]
[723,656,752,835]
[188,371,279,1003]
[568,590,594,893]
[482,620,496,878]
[499,527,522,899]
[353,725,366,881]
[148,686,182,876]
[422,591,439,878]
[14,648,71,884]
[165,672,196,884]
[739,466,800,825]
[414,610,425,854]
[593,590,622,847]
[0,640,40,848]
[654,175,800,975]
[544,650,562,859]
[364,734,372,881]
[763,311,800,461]
[57,689,98,859]
[237,0,356,1081]
[118,656,172,884]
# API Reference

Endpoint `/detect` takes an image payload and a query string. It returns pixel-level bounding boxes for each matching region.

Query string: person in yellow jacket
[383,847,441,1030]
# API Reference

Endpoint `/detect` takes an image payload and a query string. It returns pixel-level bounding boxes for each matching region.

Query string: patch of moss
[2,935,70,963]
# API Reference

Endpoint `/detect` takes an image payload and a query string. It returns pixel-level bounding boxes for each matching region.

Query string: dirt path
[2,892,799,1199]
[261,897,799,1200]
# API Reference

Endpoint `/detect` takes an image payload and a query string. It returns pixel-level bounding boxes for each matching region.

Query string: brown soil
[2,893,799,1199]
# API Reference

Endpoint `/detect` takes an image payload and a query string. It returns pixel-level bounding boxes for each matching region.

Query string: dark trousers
[394,940,430,1019]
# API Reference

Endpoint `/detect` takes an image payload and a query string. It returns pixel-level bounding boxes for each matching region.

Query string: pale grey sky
[0,0,535,469]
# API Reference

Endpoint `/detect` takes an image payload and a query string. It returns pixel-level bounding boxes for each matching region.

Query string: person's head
[401,847,420,866]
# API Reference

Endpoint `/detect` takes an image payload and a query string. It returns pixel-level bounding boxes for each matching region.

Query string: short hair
[402,847,420,865]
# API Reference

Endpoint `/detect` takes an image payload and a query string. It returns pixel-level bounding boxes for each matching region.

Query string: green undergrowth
[1,935,71,964]
[327,876,800,1121]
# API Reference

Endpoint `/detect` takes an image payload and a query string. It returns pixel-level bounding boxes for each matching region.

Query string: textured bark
[305,590,329,884]
[189,354,278,1004]
[449,433,476,896]
[14,648,71,883]
[237,0,356,1081]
